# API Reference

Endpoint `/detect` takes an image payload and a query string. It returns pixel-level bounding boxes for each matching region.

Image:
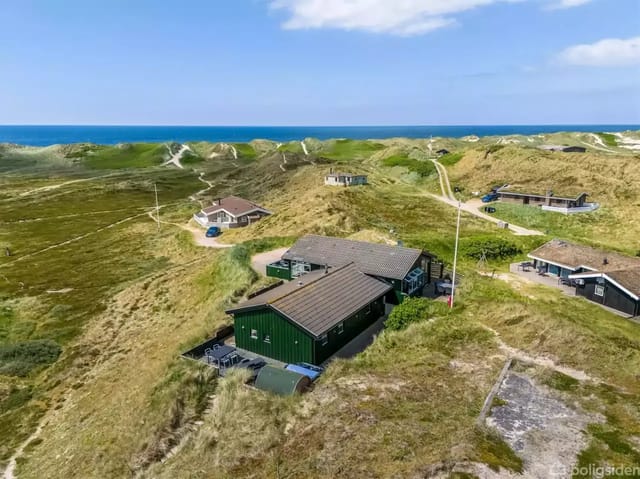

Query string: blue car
[285,362,324,381]
[205,226,221,237]
[481,193,499,203]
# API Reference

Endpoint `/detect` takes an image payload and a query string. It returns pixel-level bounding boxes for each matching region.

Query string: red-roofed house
[193,196,271,228]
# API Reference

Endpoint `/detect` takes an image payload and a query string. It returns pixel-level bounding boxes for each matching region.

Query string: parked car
[236,358,266,378]
[285,362,324,381]
[205,226,221,237]
[484,206,496,213]
[481,193,499,203]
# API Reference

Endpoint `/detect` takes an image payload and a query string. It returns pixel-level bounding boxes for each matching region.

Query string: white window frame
[594,285,605,297]
[320,334,328,346]
[337,322,344,335]
[250,329,258,339]
[263,334,271,343]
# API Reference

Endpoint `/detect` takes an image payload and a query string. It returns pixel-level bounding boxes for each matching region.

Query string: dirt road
[427,194,544,236]
[425,158,543,236]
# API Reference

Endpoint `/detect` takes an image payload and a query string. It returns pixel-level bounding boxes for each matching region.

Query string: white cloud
[269,0,516,36]
[558,37,640,67]
[547,0,593,9]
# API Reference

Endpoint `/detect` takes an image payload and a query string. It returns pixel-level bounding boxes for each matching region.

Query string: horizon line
[1,123,639,128]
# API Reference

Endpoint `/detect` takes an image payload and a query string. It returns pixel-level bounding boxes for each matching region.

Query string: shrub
[0,339,62,377]
[385,297,446,331]
[461,237,522,260]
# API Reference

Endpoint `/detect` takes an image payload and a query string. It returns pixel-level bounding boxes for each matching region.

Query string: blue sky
[1,0,639,125]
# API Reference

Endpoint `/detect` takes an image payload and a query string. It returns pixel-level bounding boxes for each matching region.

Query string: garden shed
[254,365,312,395]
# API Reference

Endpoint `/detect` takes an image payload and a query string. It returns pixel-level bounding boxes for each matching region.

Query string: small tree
[385,297,442,331]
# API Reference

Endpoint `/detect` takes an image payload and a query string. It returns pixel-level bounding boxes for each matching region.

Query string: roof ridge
[304,234,421,253]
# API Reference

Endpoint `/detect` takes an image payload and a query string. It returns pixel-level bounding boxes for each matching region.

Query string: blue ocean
[0,125,638,146]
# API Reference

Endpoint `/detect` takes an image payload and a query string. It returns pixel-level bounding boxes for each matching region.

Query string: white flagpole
[450,201,461,308]
[154,183,160,232]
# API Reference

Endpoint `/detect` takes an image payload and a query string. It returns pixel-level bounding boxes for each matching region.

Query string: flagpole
[450,201,461,308]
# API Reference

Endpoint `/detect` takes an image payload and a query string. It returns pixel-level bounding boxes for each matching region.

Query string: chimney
[546,190,554,197]
[324,264,329,274]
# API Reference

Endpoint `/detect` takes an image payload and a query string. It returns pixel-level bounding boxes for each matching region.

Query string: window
[337,322,344,335]
[263,334,271,344]
[320,334,328,346]
[594,285,605,297]
[250,329,258,339]
[404,268,425,294]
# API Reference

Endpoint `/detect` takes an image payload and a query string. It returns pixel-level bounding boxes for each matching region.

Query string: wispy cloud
[269,0,518,36]
[547,0,593,9]
[557,36,640,67]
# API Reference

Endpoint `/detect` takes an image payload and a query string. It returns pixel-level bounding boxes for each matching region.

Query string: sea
[0,125,638,147]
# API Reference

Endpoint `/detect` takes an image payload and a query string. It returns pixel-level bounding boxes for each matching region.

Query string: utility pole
[154,183,160,232]
[449,201,461,308]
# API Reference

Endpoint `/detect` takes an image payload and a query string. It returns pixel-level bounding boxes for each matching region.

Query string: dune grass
[231,143,257,161]
[438,152,464,166]
[2,137,640,478]
[447,145,640,253]
[597,132,618,148]
[318,139,385,161]
[79,143,169,169]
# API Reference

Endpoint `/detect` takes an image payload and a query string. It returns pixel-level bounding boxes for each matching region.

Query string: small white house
[193,196,271,228]
[324,171,368,187]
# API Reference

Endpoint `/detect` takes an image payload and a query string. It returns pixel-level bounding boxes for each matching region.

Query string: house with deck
[266,235,439,303]
[528,239,640,317]
[226,263,391,364]
[324,170,368,187]
[496,188,597,214]
[193,196,271,228]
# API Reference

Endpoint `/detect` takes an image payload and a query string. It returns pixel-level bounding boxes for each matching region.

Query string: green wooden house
[226,263,392,365]
[266,235,437,303]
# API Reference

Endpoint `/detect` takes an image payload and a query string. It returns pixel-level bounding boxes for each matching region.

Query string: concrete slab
[509,263,576,296]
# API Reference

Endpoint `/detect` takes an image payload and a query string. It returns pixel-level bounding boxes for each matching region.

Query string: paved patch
[250,247,289,276]
[487,371,600,478]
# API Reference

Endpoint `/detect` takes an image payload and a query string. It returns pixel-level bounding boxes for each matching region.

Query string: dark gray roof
[529,239,640,272]
[282,235,424,280]
[226,263,392,337]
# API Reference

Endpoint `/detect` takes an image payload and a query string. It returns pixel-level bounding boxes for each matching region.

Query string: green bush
[0,339,62,377]
[385,297,446,331]
[461,237,522,260]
